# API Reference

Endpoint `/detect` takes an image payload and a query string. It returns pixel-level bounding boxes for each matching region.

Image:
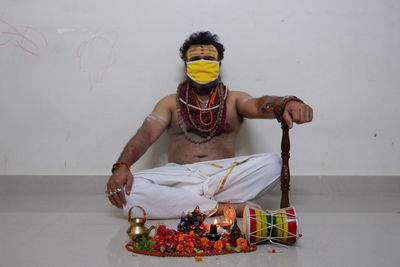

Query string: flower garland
[126,225,257,257]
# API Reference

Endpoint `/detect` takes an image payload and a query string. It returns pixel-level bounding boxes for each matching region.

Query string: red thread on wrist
[111,162,131,173]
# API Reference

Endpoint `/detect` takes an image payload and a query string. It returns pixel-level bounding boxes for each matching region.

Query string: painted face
[186,45,220,84]
[186,44,219,61]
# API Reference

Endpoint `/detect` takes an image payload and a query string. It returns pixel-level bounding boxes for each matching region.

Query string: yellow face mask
[186,59,220,84]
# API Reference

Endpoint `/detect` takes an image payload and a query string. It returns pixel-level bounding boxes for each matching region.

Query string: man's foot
[216,201,262,217]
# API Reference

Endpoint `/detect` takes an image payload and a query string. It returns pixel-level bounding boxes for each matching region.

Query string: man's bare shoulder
[156,94,176,108]
[150,94,177,124]
[228,90,253,105]
[158,93,176,101]
[229,90,252,98]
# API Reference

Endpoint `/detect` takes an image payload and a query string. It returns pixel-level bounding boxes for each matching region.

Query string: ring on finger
[116,187,123,194]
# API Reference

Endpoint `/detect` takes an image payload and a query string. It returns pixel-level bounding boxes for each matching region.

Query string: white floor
[1,175,399,267]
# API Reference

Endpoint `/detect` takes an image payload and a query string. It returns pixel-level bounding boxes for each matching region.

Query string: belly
[169,153,234,164]
[168,135,236,164]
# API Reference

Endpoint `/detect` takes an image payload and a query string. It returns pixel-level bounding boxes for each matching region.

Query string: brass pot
[126,206,155,242]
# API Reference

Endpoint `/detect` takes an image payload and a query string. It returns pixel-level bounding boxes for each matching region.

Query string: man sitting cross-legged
[106,31,313,219]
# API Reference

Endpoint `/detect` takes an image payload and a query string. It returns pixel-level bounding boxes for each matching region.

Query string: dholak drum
[243,205,301,245]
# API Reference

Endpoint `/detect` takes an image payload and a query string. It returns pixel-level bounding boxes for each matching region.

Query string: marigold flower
[185,241,194,248]
[178,234,186,242]
[213,240,224,251]
[176,243,184,252]
[236,237,248,250]
[189,231,196,236]
[200,237,210,247]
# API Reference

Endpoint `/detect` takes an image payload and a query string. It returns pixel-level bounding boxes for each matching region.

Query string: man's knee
[259,153,281,175]
[271,153,282,176]
[257,153,281,191]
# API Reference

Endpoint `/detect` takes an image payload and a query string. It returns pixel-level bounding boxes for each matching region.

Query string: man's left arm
[235,91,313,128]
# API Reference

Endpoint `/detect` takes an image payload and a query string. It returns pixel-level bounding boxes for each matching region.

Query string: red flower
[165,228,174,236]
[189,231,196,236]
[156,225,167,236]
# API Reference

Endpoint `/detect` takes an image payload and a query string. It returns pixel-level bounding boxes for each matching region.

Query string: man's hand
[282,101,313,129]
[106,168,133,208]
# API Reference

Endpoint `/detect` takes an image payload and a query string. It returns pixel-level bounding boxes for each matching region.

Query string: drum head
[243,205,250,241]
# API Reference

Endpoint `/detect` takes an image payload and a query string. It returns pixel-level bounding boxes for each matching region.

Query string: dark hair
[179,31,225,61]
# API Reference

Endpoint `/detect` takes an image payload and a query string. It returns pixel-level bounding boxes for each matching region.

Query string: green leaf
[135,236,156,252]
[226,246,235,252]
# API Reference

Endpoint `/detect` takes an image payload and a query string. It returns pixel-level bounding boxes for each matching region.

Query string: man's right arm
[106,94,174,208]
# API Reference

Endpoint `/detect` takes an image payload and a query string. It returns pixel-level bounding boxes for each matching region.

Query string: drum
[243,205,301,245]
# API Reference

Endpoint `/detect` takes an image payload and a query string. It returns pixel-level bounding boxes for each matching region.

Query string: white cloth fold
[123,153,281,219]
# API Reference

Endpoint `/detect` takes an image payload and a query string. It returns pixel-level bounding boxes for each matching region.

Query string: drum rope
[248,208,302,252]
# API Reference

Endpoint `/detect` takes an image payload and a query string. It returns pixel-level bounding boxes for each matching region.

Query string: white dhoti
[123,153,281,219]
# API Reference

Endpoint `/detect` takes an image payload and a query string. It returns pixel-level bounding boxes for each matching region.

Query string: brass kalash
[126,206,155,242]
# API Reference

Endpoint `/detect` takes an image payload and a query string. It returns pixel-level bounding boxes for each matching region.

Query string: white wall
[1,0,399,175]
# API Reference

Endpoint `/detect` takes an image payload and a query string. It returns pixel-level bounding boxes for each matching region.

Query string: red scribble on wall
[0,18,48,56]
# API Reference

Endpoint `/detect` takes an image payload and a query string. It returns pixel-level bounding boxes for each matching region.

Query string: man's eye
[189,57,201,61]
[204,57,217,60]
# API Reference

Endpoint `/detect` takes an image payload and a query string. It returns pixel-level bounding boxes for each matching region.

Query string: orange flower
[189,231,196,236]
[213,240,224,251]
[185,241,194,248]
[200,237,210,247]
[176,244,184,252]
[236,237,248,250]
[178,234,187,242]
[184,241,194,253]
